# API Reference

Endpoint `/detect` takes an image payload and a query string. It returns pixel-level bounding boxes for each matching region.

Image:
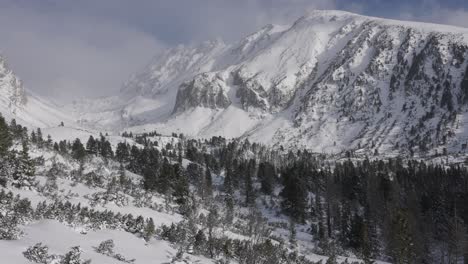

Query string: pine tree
[0,214,21,239]
[9,119,18,138]
[173,166,189,208]
[143,218,156,241]
[96,239,114,255]
[86,136,97,156]
[100,139,113,159]
[0,114,12,157]
[391,209,414,264]
[205,167,213,197]
[36,128,43,148]
[118,163,130,190]
[326,242,339,264]
[362,221,375,264]
[447,209,467,263]
[30,130,37,144]
[224,167,235,225]
[280,164,308,223]
[20,139,35,176]
[45,135,53,149]
[207,207,219,258]
[258,162,275,195]
[59,140,68,154]
[23,243,49,263]
[157,158,173,194]
[194,230,207,254]
[61,246,89,264]
[71,139,86,161]
[245,159,255,206]
[115,142,129,163]
[12,140,36,189]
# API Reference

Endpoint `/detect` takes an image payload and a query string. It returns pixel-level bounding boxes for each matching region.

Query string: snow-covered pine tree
[95,239,114,256]
[60,246,90,264]
[143,218,155,241]
[11,139,36,190]
[23,243,49,263]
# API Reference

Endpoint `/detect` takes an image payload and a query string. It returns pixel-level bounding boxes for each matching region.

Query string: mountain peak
[76,11,468,155]
[298,9,468,34]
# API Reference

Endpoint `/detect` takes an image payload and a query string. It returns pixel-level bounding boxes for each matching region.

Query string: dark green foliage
[71,139,86,161]
[0,114,12,157]
[115,142,129,163]
[257,162,276,195]
[280,163,309,223]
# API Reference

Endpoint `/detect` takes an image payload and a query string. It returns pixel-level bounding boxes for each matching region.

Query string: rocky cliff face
[78,10,468,155]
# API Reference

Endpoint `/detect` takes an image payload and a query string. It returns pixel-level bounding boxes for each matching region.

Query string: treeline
[2,116,468,263]
[95,130,468,263]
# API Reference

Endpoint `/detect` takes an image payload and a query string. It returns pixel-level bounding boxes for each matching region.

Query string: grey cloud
[0,3,164,102]
[0,0,337,101]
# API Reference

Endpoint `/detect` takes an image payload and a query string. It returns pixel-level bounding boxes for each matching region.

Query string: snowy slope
[0,56,76,128]
[0,220,213,264]
[71,10,468,156]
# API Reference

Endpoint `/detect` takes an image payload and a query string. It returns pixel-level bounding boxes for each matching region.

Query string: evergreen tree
[224,166,235,225]
[53,142,60,152]
[257,162,275,195]
[204,167,213,197]
[30,130,37,144]
[118,163,130,191]
[61,246,89,264]
[100,139,113,159]
[23,243,50,264]
[245,159,256,206]
[71,139,86,161]
[207,207,219,258]
[115,142,129,163]
[0,114,12,157]
[390,209,414,264]
[86,136,97,156]
[59,140,68,154]
[45,135,53,149]
[280,163,308,223]
[95,239,114,255]
[36,128,43,148]
[143,218,156,241]
[173,166,189,208]
[12,140,36,189]
[194,230,207,254]
[157,158,173,194]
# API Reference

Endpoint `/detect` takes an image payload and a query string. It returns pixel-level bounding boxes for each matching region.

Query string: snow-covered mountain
[70,10,468,155]
[0,55,75,128]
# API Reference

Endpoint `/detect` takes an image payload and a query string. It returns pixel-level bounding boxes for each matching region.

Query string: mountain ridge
[64,10,468,156]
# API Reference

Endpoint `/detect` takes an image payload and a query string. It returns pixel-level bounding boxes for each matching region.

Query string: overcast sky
[0,0,467,102]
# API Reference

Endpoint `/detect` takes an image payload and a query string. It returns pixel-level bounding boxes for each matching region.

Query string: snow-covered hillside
[69,10,468,156]
[0,56,76,129]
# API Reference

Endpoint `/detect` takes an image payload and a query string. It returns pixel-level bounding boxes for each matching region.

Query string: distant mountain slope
[71,10,468,156]
[0,56,75,128]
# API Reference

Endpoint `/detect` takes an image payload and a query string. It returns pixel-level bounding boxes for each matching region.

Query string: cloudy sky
[0,0,467,102]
